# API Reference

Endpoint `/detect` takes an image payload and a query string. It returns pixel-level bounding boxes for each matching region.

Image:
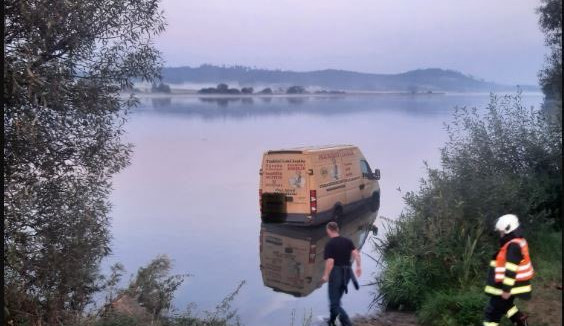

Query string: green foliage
[84,257,244,326]
[286,86,306,94]
[417,289,486,326]
[537,0,562,125]
[537,0,562,101]
[374,254,424,310]
[528,228,562,282]
[198,83,241,94]
[162,281,246,326]
[93,313,143,326]
[4,0,165,324]
[125,255,187,318]
[374,92,562,312]
[152,82,172,93]
[440,93,561,225]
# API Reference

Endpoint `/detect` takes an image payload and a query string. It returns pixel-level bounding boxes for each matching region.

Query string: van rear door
[261,153,309,214]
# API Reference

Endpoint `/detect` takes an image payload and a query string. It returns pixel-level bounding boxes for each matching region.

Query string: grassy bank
[372,93,562,326]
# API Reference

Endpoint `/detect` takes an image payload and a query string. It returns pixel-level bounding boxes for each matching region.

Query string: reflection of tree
[198,97,242,107]
[286,97,307,105]
[241,97,254,105]
[141,94,534,121]
[152,97,172,107]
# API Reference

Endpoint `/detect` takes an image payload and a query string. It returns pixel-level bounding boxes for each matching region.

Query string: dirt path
[353,312,419,326]
[522,282,562,326]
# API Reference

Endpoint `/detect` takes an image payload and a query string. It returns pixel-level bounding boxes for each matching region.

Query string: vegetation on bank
[372,92,562,325]
[372,2,562,324]
[22,255,245,326]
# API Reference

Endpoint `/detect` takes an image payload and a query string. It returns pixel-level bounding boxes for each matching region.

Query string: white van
[259,145,380,225]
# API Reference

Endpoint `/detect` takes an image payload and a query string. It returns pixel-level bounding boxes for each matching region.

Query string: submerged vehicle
[259,145,380,225]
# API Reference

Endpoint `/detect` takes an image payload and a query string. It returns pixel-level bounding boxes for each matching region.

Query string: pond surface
[106,93,543,325]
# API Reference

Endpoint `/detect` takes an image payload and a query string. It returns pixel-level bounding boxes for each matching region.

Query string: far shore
[128,89,448,98]
[124,89,543,99]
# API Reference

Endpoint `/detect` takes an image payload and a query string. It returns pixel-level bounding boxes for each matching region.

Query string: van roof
[266,144,356,155]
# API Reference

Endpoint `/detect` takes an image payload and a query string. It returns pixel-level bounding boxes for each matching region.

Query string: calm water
[106,93,543,325]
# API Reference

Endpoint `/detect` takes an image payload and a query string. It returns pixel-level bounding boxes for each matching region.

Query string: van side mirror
[373,169,380,180]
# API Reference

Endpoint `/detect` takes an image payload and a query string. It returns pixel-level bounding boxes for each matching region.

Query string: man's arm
[322,258,334,283]
[352,249,362,277]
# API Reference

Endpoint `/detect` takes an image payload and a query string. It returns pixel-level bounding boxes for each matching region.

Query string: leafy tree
[124,255,186,320]
[258,88,273,94]
[537,0,562,118]
[241,87,253,94]
[3,0,165,324]
[152,82,172,93]
[286,85,306,94]
[216,83,229,92]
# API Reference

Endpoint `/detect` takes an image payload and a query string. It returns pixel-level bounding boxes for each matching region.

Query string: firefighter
[483,214,533,326]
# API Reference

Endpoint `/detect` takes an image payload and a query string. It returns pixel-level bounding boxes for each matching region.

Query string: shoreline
[123,90,544,99]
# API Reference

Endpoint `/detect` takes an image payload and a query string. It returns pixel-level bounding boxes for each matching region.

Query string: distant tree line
[151,82,171,93]
[198,84,345,95]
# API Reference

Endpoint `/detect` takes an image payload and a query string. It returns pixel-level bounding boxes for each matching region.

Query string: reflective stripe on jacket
[484,237,533,298]
[494,238,534,282]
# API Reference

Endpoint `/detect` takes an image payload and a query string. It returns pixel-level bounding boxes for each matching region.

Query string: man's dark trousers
[484,296,526,324]
[328,267,352,326]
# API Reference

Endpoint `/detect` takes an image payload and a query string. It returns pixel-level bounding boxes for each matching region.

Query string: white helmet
[495,214,520,234]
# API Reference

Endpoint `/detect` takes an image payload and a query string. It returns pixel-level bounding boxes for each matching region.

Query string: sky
[155,0,548,85]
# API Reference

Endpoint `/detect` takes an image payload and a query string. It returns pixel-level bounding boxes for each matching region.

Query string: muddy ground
[353,311,418,326]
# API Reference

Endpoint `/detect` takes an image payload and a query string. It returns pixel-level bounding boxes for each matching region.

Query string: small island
[197,83,346,95]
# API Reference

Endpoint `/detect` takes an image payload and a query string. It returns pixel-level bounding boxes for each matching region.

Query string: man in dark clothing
[322,221,361,326]
[483,214,533,326]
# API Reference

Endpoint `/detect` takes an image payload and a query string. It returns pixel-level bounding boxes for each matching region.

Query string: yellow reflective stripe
[516,270,533,279]
[490,260,497,267]
[503,277,516,286]
[517,262,531,271]
[483,322,499,326]
[507,306,519,318]
[510,285,532,295]
[505,262,518,272]
[484,285,503,295]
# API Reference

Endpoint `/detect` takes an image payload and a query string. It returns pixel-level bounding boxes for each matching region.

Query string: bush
[373,92,562,312]
[528,227,562,282]
[286,85,306,94]
[417,289,486,326]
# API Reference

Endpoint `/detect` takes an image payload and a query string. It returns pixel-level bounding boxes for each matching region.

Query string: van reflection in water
[259,208,377,297]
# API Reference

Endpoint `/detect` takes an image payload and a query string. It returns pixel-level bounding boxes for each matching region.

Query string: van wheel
[370,192,380,212]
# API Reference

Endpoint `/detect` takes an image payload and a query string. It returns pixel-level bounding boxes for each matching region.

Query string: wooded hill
[161,64,539,92]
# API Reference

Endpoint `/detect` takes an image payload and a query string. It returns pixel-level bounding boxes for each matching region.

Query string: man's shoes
[513,313,528,326]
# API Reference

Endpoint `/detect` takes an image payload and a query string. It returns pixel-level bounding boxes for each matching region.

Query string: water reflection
[286,97,307,105]
[259,208,377,298]
[136,93,544,120]
[151,97,172,107]
[198,97,243,107]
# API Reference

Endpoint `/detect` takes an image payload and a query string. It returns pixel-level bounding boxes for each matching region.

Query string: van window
[360,160,371,177]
